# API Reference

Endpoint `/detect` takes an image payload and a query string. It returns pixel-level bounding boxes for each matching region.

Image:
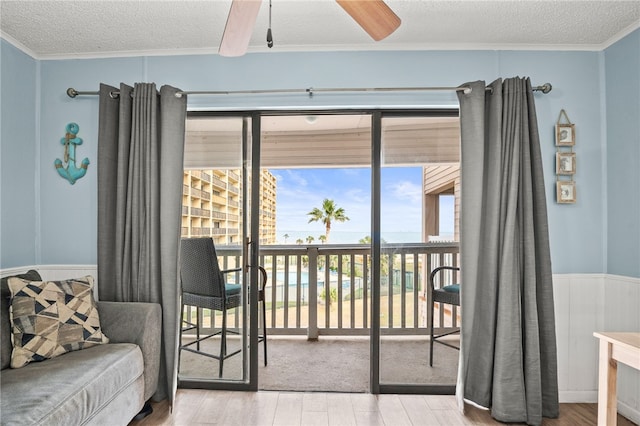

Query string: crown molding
[0,31,38,59]
[600,19,640,50]
[3,23,639,61]
[1,39,622,62]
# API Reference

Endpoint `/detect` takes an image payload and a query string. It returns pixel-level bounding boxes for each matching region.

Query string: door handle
[245,237,255,272]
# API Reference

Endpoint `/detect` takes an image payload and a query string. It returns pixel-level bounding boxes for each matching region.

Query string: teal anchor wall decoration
[54,122,89,185]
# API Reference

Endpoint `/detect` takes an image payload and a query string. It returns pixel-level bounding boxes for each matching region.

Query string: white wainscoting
[2,266,639,422]
[554,273,640,424]
[1,265,99,297]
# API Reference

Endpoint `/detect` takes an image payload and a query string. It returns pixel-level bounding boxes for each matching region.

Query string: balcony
[189,227,211,236]
[189,186,211,201]
[211,175,227,189]
[191,242,459,337]
[189,207,210,218]
[180,242,460,387]
[211,210,226,220]
[211,194,226,205]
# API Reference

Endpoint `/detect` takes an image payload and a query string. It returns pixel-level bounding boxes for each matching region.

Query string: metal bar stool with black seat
[179,237,268,377]
[429,266,460,367]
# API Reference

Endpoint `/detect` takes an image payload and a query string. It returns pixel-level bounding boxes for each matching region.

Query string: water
[276,231,424,244]
[275,270,355,289]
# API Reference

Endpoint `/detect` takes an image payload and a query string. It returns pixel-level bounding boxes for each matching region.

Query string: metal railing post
[307,247,319,340]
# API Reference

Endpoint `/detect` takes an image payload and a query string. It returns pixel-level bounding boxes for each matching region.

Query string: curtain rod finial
[539,83,552,94]
[66,88,78,98]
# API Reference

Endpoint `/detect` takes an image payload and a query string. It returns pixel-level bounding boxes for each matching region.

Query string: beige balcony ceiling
[185,115,460,168]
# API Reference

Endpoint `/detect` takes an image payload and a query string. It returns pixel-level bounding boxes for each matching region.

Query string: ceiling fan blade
[219,0,262,57]
[336,0,401,41]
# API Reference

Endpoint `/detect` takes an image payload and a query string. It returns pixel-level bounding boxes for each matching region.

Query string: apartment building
[182,169,277,245]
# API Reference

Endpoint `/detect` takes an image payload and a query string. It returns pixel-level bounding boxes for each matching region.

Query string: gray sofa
[0,270,162,425]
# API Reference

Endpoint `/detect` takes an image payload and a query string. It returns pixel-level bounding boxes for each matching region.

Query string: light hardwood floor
[130,389,637,426]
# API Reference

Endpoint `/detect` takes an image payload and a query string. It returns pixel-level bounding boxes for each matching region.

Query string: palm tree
[359,235,389,276]
[307,198,350,242]
[296,238,304,245]
[283,233,289,244]
[318,235,327,244]
[306,235,315,244]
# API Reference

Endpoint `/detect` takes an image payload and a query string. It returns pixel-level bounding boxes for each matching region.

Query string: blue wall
[605,29,640,278]
[1,42,38,268]
[2,35,638,277]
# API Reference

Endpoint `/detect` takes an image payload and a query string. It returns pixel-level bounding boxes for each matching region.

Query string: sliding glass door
[178,109,460,394]
[374,112,461,393]
[179,114,260,390]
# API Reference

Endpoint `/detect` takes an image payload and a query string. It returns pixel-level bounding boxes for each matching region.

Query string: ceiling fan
[219,0,401,57]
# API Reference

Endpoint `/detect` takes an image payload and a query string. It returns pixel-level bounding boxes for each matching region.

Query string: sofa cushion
[1,270,42,370]
[0,343,144,425]
[7,275,109,368]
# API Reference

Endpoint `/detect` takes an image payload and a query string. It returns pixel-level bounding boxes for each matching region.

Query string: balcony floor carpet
[179,335,459,393]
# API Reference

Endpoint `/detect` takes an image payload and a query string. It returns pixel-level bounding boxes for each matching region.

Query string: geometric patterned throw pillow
[7,276,109,368]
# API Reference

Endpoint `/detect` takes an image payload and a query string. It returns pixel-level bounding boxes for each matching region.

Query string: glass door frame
[372,109,459,395]
[181,108,459,394]
[179,111,261,391]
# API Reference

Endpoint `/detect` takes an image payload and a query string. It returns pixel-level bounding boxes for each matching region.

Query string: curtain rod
[66,83,552,99]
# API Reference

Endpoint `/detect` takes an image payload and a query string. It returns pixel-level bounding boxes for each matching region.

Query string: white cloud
[388,180,422,204]
[284,170,308,187]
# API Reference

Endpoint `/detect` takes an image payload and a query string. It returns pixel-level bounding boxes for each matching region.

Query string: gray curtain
[456,78,559,425]
[97,83,186,405]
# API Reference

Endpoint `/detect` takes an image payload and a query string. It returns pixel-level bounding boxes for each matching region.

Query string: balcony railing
[187,243,459,339]
[211,176,227,189]
[189,207,210,218]
[211,210,226,220]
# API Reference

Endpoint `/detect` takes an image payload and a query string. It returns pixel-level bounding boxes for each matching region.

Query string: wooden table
[593,332,640,425]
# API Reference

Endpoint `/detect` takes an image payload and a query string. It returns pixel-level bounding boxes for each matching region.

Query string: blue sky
[269,167,453,244]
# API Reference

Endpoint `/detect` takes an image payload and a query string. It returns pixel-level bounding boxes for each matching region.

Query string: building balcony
[211,194,226,204]
[189,187,210,201]
[188,207,210,218]
[211,210,226,220]
[211,176,227,189]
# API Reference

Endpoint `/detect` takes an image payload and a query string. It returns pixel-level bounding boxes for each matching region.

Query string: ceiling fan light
[336,0,401,41]
[267,28,273,48]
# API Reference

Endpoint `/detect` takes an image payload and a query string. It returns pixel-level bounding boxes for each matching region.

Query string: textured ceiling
[1,1,639,59]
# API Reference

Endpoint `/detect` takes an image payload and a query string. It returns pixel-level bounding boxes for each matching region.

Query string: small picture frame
[556,181,576,204]
[556,123,575,146]
[556,152,576,175]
